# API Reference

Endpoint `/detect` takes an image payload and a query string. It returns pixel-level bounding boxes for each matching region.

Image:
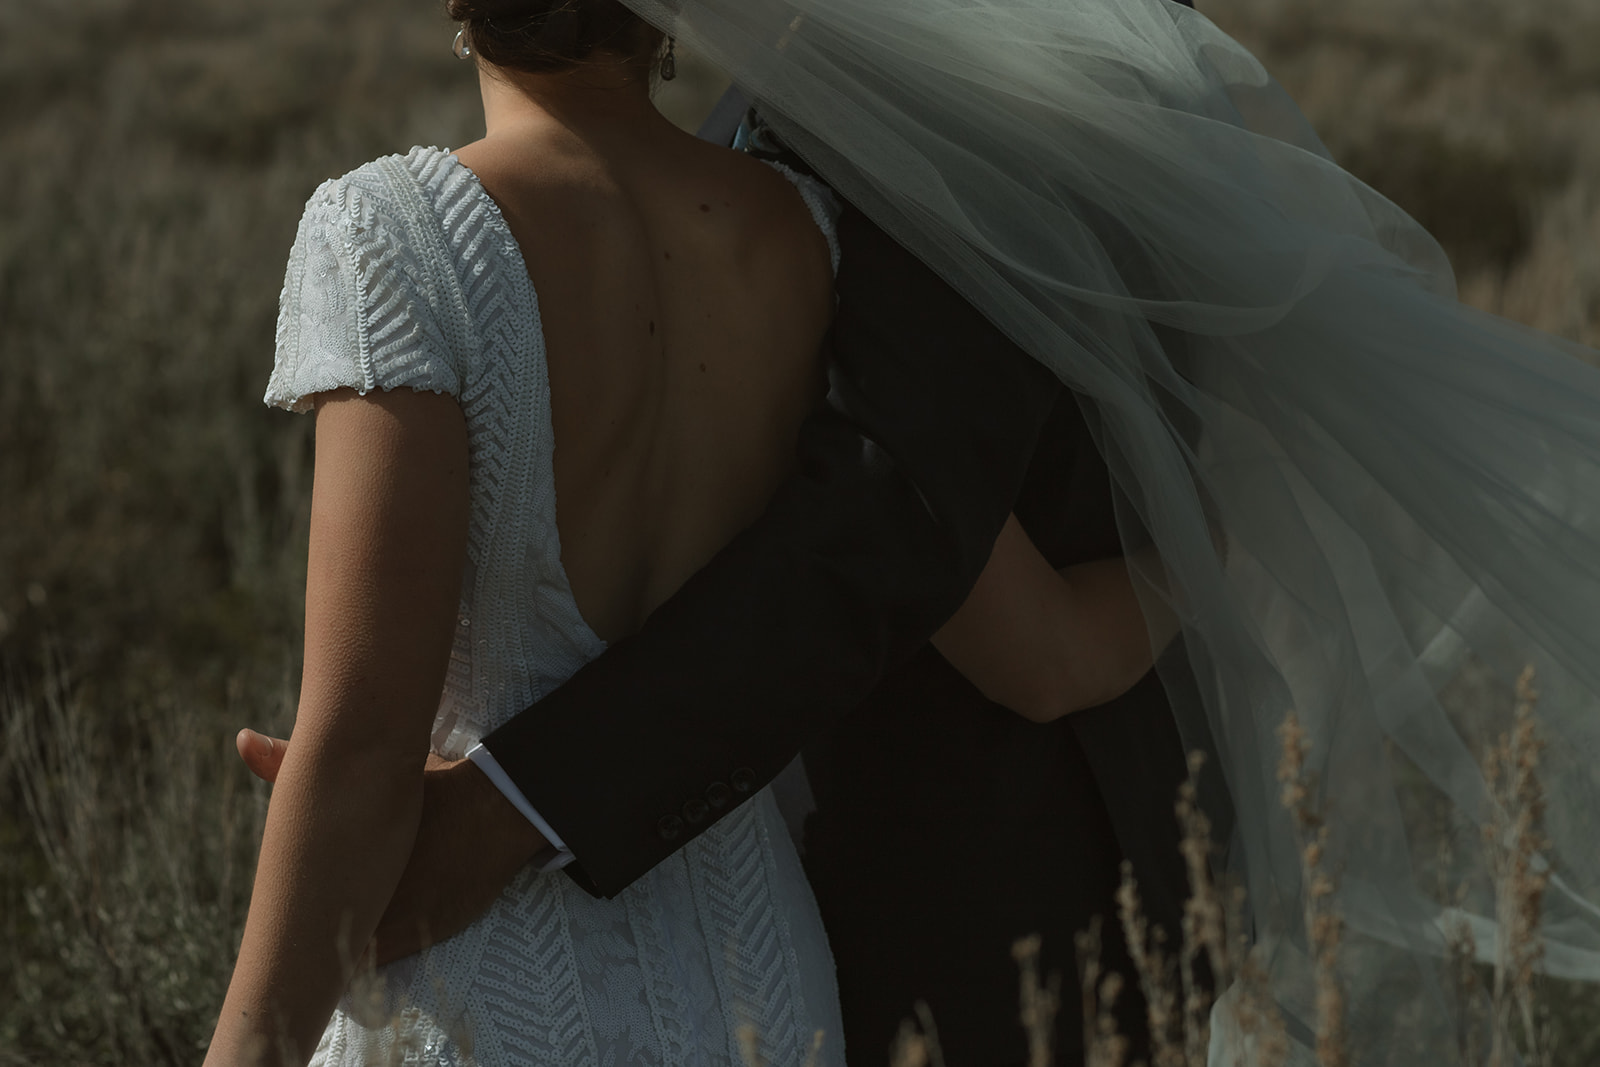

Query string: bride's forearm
[202,389,469,1062]
[202,389,468,1063]
[205,744,424,1067]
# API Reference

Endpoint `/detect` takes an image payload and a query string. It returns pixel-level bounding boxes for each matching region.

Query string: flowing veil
[622,0,1600,1060]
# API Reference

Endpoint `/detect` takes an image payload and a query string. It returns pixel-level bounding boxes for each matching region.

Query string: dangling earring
[660,36,677,81]
[452,28,473,60]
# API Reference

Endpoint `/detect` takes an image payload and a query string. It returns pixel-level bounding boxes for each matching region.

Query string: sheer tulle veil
[622,0,1600,1058]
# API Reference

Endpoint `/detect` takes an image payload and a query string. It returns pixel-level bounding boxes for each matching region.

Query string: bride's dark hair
[445,0,658,73]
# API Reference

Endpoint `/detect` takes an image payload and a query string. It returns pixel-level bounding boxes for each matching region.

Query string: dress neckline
[418,142,834,654]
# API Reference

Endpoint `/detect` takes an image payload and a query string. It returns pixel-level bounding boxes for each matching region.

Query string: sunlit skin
[208,389,471,1065]
[216,33,1173,1057]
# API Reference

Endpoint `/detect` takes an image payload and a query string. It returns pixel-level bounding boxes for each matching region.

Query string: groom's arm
[482,208,1063,897]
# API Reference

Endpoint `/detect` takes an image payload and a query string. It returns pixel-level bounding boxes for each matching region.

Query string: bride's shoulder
[289,146,457,254]
[283,147,510,309]
[293,146,467,235]
[668,140,839,282]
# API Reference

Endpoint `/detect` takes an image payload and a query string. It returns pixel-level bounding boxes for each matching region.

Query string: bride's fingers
[235,728,288,783]
[423,752,460,774]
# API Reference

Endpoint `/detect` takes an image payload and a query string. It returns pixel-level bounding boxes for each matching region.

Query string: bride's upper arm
[292,387,470,771]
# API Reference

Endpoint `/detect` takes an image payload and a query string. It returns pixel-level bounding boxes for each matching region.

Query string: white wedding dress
[266,145,845,1067]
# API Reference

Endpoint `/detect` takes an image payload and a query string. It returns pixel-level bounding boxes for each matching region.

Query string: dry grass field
[1,0,1597,1063]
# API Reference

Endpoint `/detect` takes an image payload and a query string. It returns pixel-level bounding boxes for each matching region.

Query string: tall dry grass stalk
[888,1002,949,1067]
[1175,754,1227,1065]
[1076,918,1132,1067]
[1014,933,1064,1067]
[1116,866,1186,1067]
[1276,715,1347,1067]
[1175,752,1288,1067]
[1482,668,1553,1067]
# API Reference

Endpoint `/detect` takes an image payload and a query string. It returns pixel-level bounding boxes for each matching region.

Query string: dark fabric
[802,391,1196,1067]
[481,207,1063,897]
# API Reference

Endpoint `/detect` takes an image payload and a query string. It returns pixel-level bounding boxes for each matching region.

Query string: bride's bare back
[456,81,833,643]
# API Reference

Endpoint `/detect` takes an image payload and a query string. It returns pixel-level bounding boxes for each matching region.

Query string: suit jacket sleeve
[481,208,1063,897]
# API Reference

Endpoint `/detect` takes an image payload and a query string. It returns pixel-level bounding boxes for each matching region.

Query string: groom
[243,37,1210,1067]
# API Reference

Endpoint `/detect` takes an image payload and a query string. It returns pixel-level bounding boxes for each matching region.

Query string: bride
[202,5,846,1062]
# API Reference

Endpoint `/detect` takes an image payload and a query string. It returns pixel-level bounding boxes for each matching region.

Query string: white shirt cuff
[465,742,575,873]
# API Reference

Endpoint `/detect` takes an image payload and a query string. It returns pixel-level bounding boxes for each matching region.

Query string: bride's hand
[236,727,459,781]
[235,729,549,964]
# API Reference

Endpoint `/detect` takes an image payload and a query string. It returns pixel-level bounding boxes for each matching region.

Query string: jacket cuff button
[657,814,685,841]
[705,782,732,811]
[683,798,710,825]
[730,767,757,793]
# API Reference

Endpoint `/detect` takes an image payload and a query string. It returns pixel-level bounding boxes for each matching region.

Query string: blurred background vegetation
[0,0,1596,1063]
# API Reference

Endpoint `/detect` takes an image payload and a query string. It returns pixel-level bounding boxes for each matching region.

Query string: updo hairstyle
[446,0,659,73]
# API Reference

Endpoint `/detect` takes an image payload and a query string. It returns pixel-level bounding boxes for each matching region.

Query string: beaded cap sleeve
[267,160,468,413]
